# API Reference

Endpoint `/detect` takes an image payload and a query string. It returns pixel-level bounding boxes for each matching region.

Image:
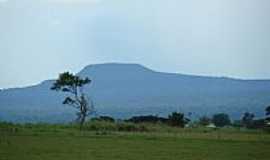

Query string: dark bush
[199,116,212,126]
[248,119,266,129]
[168,112,189,128]
[126,115,168,124]
[92,116,115,122]
[212,113,231,127]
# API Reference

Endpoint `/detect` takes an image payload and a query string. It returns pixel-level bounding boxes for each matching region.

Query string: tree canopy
[51,72,93,130]
[168,112,189,128]
[241,112,255,128]
[212,113,231,127]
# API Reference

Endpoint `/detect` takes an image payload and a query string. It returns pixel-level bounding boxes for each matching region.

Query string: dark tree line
[198,107,270,129]
[126,112,190,128]
[126,115,168,124]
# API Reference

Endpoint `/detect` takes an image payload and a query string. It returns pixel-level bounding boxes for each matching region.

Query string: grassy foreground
[1,123,270,160]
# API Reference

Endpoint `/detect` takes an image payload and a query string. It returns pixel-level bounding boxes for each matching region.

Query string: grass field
[1,123,270,160]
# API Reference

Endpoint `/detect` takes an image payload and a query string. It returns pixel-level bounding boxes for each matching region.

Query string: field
[1,123,270,160]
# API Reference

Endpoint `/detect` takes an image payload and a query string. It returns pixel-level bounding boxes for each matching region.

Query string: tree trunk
[79,114,86,131]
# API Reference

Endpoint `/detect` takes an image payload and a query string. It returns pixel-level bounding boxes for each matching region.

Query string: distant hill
[1,63,270,123]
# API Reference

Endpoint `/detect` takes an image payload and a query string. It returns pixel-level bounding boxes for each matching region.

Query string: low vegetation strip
[1,122,270,160]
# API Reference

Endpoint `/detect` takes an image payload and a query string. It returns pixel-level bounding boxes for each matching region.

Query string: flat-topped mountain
[1,63,270,123]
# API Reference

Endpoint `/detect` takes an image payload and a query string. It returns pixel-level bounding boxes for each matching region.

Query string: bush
[117,123,149,132]
[168,112,189,128]
[199,116,212,126]
[91,116,115,123]
[84,121,117,131]
[126,115,168,124]
[212,113,231,127]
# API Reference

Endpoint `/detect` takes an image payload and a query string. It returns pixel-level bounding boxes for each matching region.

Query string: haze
[0,0,269,88]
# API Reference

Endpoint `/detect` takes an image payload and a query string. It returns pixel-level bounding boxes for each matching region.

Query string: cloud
[47,0,101,4]
[0,0,8,3]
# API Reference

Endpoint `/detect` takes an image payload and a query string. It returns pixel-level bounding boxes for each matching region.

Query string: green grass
[1,123,270,160]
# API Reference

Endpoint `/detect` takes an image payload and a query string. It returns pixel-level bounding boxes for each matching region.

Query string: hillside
[1,63,270,122]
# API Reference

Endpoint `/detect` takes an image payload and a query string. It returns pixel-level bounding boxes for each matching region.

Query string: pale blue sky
[0,0,269,88]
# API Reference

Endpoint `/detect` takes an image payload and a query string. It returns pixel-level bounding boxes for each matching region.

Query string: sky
[0,0,269,88]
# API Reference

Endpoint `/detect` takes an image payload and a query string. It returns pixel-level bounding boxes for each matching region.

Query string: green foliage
[51,72,93,130]
[242,112,255,128]
[0,122,19,134]
[83,121,149,132]
[212,113,231,127]
[126,115,168,123]
[199,116,212,126]
[232,120,242,128]
[51,72,91,92]
[91,116,115,122]
[168,112,189,127]
[266,106,270,117]
[251,119,266,129]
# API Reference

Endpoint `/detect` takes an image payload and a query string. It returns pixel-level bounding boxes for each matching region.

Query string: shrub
[199,116,212,126]
[168,112,189,128]
[91,116,115,123]
[126,115,168,124]
[212,113,231,127]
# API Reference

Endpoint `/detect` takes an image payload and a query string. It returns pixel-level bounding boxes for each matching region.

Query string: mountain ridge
[1,63,270,123]
[2,63,270,91]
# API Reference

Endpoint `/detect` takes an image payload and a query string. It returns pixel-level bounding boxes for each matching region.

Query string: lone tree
[266,106,270,116]
[199,116,212,126]
[266,106,270,121]
[168,112,189,128]
[212,113,231,127]
[241,112,255,128]
[51,72,93,130]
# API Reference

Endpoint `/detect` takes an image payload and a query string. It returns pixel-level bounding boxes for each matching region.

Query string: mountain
[1,63,270,123]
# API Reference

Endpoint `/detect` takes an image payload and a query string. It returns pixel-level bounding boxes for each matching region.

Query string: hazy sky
[0,0,269,88]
